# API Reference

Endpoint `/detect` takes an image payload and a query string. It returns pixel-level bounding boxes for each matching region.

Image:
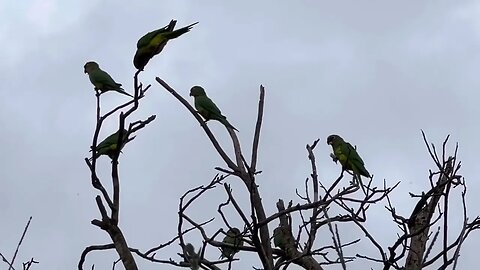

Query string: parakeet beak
[189,92,193,96]
[84,69,87,74]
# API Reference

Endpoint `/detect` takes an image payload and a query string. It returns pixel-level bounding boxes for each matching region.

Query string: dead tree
[138,78,477,270]
[78,71,155,270]
[78,70,479,270]
[77,24,479,268]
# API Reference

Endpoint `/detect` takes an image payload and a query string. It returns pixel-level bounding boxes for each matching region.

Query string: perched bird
[84,61,132,97]
[91,129,130,160]
[183,243,200,270]
[133,20,198,70]
[327,134,371,192]
[189,86,238,131]
[273,226,288,250]
[220,228,243,260]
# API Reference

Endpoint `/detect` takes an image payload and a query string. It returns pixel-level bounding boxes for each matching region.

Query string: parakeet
[327,134,371,192]
[189,86,238,131]
[220,228,243,259]
[273,226,287,250]
[133,20,198,70]
[84,61,132,97]
[183,243,200,270]
[92,129,129,159]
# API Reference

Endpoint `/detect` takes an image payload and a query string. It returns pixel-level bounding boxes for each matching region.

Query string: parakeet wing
[97,132,120,150]
[220,228,243,259]
[196,96,222,116]
[342,143,365,165]
[90,69,121,90]
[337,142,370,177]
[162,22,199,40]
[273,227,287,249]
[136,21,176,49]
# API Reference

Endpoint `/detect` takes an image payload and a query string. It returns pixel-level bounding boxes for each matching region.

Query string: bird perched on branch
[84,61,132,97]
[273,226,288,250]
[189,86,238,131]
[183,243,201,270]
[327,134,371,192]
[220,228,243,259]
[133,20,198,70]
[91,129,132,160]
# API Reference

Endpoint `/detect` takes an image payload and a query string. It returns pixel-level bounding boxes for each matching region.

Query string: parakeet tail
[116,89,133,97]
[359,167,371,178]
[166,20,177,31]
[355,175,368,194]
[220,118,238,132]
[165,22,199,39]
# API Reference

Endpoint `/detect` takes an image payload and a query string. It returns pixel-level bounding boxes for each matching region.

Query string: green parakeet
[189,86,238,131]
[84,61,132,97]
[220,228,243,259]
[273,226,287,250]
[183,243,200,270]
[327,134,371,191]
[133,20,198,70]
[92,129,129,159]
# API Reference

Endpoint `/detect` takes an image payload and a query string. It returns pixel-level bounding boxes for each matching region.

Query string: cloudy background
[1,0,479,269]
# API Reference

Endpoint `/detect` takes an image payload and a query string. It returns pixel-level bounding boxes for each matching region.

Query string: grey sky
[1,0,479,269]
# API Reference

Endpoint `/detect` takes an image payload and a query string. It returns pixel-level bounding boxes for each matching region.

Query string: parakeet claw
[329,153,338,163]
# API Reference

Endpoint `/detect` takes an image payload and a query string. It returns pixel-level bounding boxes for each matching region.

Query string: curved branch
[78,244,115,270]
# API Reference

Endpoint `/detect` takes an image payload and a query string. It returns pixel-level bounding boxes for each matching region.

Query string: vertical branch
[89,94,102,184]
[276,200,322,270]
[106,226,137,270]
[111,158,120,224]
[110,113,126,224]
[334,224,347,269]
[228,86,271,270]
[442,176,452,265]
[228,129,245,173]
[405,155,453,269]
[250,85,265,173]
[451,191,466,270]
[305,140,320,252]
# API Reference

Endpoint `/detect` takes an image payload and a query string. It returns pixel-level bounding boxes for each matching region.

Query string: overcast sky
[1,0,480,269]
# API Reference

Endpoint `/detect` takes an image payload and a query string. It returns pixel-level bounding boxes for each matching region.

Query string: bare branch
[8,216,32,270]
[250,85,265,174]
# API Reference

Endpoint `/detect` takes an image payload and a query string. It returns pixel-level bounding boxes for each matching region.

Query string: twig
[8,216,32,270]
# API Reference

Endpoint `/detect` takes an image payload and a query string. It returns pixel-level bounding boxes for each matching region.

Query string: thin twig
[8,217,32,270]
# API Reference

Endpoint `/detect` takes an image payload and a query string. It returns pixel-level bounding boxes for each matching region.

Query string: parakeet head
[327,134,344,146]
[84,61,100,74]
[189,86,206,97]
[133,51,148,71]
[184,243,196,255]
[226,227,241,237]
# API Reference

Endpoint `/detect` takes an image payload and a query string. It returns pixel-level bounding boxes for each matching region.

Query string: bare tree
[78,36,480,270]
